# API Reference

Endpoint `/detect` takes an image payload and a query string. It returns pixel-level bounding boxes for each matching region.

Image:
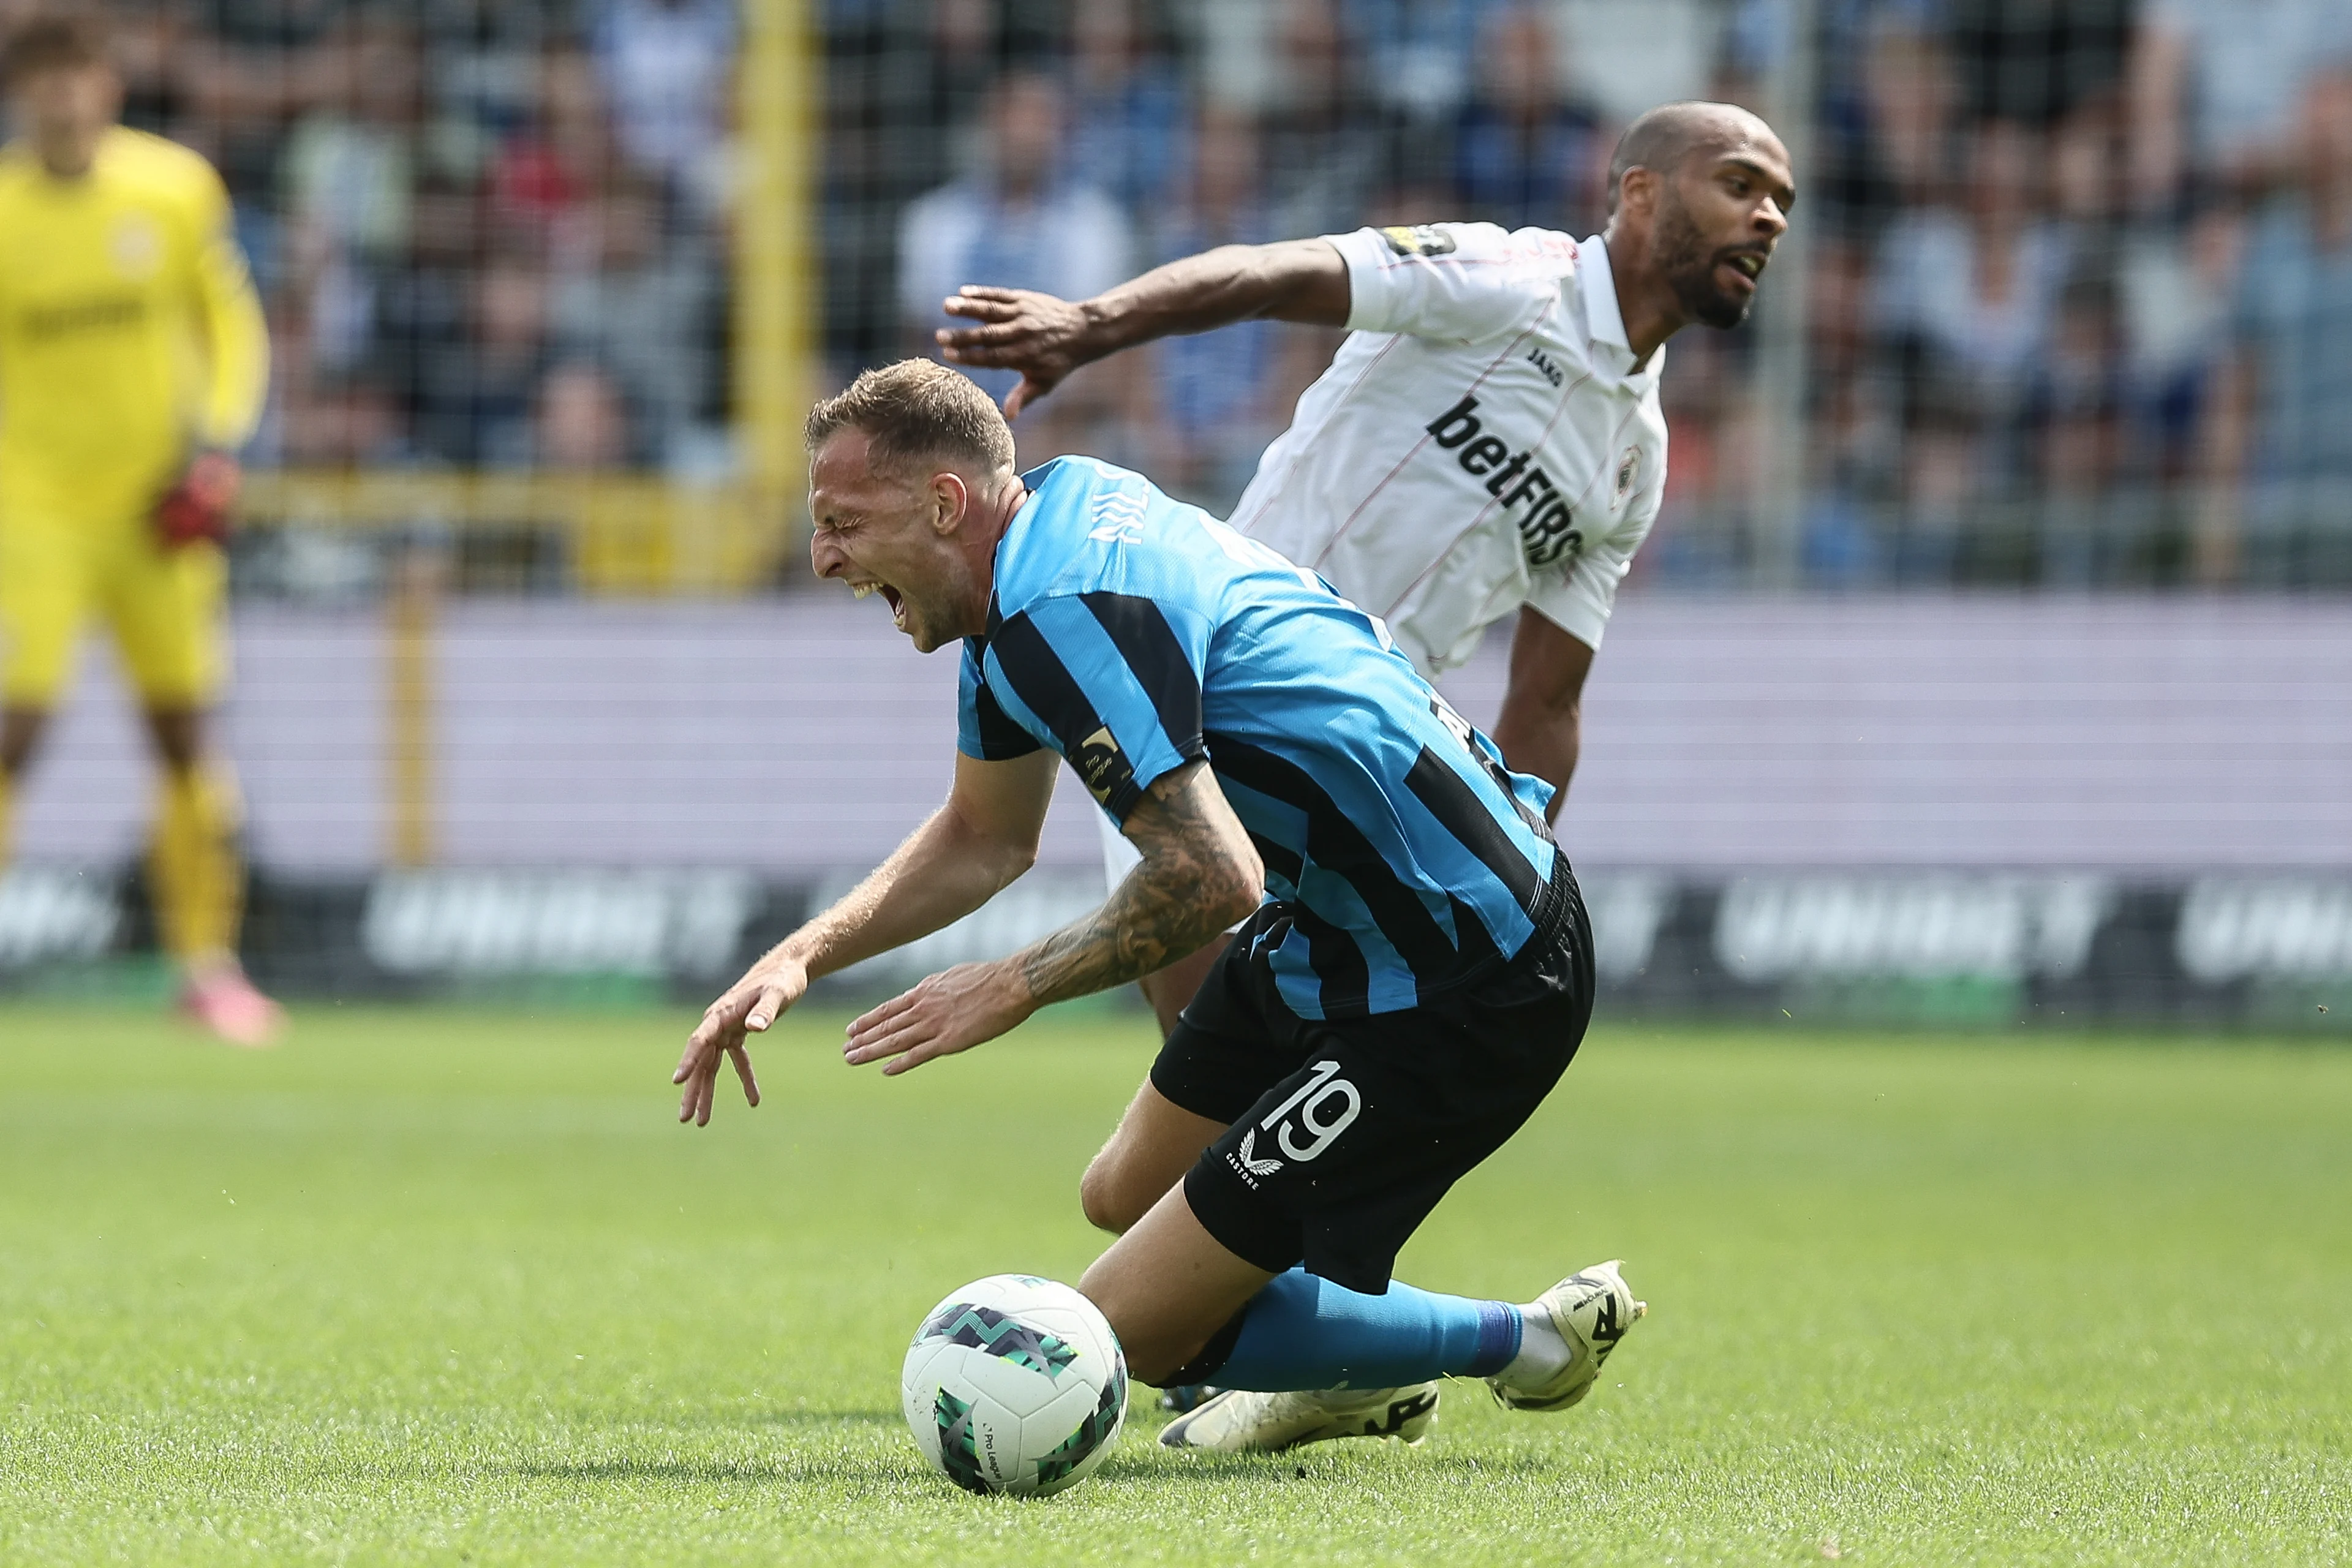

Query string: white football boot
[1487,1259,1646,1412]
[1158,1382,1441,1452]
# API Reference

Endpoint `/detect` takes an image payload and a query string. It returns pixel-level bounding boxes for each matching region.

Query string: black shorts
[1152,860,1595,1295]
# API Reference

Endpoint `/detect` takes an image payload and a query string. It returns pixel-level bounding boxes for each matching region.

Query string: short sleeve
[957,639,1046,761]
[1524,513,1652,652]
[1329,222,1569,343]
[978,593,1208,821]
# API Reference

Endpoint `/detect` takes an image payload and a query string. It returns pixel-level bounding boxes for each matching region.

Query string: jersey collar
[1578,234,1662,391]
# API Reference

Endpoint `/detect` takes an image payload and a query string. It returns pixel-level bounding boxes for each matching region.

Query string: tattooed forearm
[1015,764,1261,1008]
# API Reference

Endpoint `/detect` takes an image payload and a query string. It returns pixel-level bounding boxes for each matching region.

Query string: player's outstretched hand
[936,285,1095,420]
[843,960,1033,1077]
[674,957,806,1126]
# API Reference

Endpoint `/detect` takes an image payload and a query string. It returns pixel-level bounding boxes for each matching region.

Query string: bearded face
[1653,184,1764,330]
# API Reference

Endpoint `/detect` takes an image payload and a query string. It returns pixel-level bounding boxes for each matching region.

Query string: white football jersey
[1232,222,1669,676]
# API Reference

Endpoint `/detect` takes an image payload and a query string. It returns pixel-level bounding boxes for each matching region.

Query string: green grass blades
[1,1006,2348,1566]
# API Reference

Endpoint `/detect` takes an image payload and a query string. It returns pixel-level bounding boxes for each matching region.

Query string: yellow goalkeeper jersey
[0,126,268,524]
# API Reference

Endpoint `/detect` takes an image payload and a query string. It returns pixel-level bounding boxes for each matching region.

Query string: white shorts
[1098,807,1144,893]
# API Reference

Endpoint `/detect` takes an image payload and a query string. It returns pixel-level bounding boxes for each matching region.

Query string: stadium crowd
[9,0,738,479]
[843,0,2352,587]
[21,0,2352,587]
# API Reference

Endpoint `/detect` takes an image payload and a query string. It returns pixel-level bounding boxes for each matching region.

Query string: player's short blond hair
[804,360,1016,481]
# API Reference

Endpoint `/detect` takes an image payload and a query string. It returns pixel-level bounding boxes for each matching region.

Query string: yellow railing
[239,470,789,596]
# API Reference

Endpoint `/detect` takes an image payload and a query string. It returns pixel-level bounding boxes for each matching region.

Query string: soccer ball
[901,1273,1128,1496]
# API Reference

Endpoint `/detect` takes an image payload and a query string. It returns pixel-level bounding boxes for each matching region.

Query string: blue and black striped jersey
[959,456,1564,1020]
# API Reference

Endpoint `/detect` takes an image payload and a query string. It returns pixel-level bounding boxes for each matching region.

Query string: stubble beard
[1656,194,1757,331]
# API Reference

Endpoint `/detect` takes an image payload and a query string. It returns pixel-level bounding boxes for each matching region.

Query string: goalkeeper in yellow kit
[0,17,279,1044]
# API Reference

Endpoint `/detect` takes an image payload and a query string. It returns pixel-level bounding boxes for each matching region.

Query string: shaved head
[1608,101,1781,213]
[1601,100,1795,347]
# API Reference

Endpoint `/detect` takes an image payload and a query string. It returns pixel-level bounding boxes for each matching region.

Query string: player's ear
[929,471,970,535]
[1616,166,1657,223]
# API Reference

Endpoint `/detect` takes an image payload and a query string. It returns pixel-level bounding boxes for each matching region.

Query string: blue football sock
[1197,1268,1523,1392]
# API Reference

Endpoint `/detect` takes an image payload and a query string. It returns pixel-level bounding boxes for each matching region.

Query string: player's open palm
[674,957,806,1126]
[935,286,1093,419]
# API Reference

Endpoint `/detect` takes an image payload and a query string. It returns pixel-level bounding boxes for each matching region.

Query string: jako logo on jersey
[1423,395,1584,568]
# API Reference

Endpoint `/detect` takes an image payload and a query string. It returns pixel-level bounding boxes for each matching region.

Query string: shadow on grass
[1090,1447,1560,1486]
[752,1406,902,1430]
[492,1458,900,1485]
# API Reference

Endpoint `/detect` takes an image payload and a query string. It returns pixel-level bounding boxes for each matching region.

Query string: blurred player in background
[0,16,277,1044]
[938,100,1795,1037]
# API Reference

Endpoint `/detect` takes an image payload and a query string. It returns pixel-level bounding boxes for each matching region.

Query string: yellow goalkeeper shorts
[0,510,226,707]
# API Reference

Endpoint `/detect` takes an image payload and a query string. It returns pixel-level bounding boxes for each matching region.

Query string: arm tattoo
[1016,767,1251,1008]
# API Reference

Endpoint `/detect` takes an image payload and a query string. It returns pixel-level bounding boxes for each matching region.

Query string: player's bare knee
[1077,1152,1148,1234]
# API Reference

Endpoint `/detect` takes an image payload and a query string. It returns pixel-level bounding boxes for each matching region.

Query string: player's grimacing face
[807,431,974,655]
[1654,141,1794,330]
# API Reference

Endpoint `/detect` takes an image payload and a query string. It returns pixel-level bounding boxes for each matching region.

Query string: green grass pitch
[1,1004,2346,1566]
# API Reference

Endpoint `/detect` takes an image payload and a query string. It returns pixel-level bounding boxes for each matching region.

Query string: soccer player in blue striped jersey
[676,361,1644,1454]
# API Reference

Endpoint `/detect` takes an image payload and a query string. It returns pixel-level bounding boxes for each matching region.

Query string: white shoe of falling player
[1157,1382,1441,1452]
[1487,1259,1646,1412]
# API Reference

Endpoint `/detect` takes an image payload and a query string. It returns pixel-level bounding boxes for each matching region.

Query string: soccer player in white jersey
[938,102,1794,1041]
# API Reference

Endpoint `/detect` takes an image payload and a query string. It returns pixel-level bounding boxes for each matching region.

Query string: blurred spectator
[534,360,636,470]
[549,172,716,467]
[280,371,404,468]
[409,247,551,469]
[491,43,620,243]
[1261,0,1383,238]
[375,173,485,464]
[2206,71,2352,584]
[1068,0,1188,212]
[2130,0,2352,209]
[587,0,734,214]
[896,69,1133,407]
[2029,270,2127,582]
[1344,0,1502,124]
[1867,118,2073,573]
[1136,109,1287,511]
[279,14,424,261]
[111,0,191,139]
[1946,0,2133,131]
[1450,4,1604,234]
[1861,9,1959,214]
[1869,119,2072,440]
[178,0,344,205]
